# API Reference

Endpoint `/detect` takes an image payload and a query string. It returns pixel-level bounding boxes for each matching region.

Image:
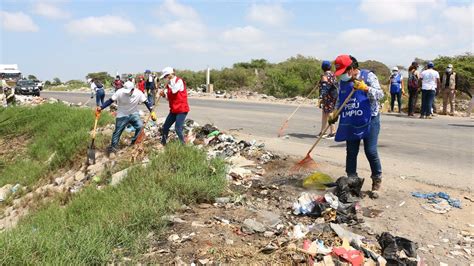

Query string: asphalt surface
[42,91,474,190]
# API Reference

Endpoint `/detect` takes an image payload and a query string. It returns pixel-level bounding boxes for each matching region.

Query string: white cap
[392,66,399,72]
[124,81,134,90]
[447,64,453,68]
[159,67,174,79]
[87,78,92,83]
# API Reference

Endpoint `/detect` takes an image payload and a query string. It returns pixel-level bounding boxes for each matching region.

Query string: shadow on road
[288,133,317,139]
[448,124,474,128]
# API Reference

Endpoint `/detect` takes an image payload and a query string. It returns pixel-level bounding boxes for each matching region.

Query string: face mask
[340,73,352,82]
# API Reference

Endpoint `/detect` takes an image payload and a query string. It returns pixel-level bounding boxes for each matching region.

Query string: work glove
[95,107,101,117]
[151,111,157,121]
[353,80,369,92]
[328,111,338,125]
[159,89,166,97]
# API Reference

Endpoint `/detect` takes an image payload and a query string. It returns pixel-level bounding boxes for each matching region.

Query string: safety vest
[334,69,372,142]
[390,73,402,94]
[167,77,190,114]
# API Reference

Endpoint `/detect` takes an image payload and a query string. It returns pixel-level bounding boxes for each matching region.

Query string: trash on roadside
[334,176,364,203]
[412,191,462,210]
[332,246,365,266]
[289,223,310,239]
[292,192,318,215]
[302,172,334,190]
[378,232,418,265]
[330,223,365,247]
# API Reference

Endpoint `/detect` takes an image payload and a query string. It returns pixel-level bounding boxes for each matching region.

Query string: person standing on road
[89,78,105,107]
[112,75,124,92]
[96,81,157,154]
[419,62,440,119]
[388,67,405,113]
[137,76,145,93]
[407,62,421,116]
[441,64,458,116]
[318,60,338,138]
[328,55,384,198]
[159,67,190,145]
[145,70,156,105]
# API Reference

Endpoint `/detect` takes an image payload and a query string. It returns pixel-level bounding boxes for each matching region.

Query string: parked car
[33,80,43,90]
[15,79,40,96]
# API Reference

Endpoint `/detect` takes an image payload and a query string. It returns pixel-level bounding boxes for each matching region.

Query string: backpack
[95,80,103,88]
[408,71,419,89]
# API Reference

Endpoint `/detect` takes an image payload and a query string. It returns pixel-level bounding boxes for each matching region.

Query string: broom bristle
[290,154,317,172]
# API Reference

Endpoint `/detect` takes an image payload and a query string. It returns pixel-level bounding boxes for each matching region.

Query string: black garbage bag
[334,176,364,203]
[308,201,358,224]
[335,202,358,224]
[196,124,219,139]
[378,232,418,266]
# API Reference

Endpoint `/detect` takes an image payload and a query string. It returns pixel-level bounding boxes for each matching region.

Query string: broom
[291,89,356,172]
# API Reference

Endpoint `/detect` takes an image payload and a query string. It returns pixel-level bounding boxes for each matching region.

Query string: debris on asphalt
[412,191,462,211]
[378,232,419,265]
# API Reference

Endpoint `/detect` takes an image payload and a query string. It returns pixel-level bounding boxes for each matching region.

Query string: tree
[87,72,113,85]
[44,80,51,86]
[433,53,474,98]
[53,77,61,85]
[28,75,37,80]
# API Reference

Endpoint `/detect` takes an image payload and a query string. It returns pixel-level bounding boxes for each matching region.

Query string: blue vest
[334,69,372,142]
[390,73,402,93]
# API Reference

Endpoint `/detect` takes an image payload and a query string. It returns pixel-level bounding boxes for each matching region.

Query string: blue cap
[427,62,434,68]
[145,69,151,73]
[321,60,331,70]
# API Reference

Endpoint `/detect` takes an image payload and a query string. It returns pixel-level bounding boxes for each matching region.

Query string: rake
[277,86,318,137]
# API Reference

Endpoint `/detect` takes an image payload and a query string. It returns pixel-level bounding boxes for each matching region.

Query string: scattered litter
[330,223,364,247]
[334,176,364,203]
[332,246,365,266]
[399,201,406,207]
[412,191,462,209]
[289,223,309,239]
[362,207,383,218]
[302,172,333,190]
[292,192,318,215]
[378,232,418,265]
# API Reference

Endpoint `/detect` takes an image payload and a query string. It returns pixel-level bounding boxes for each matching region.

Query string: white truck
[0,64,22,87]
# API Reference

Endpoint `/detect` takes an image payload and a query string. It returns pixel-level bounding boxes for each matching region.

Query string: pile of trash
[283,176,421,264]
[11,95,78,107]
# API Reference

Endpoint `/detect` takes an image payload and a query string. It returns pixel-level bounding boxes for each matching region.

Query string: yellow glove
[328,111,338,125]
[151,111,157,121]
[353,80,369,92]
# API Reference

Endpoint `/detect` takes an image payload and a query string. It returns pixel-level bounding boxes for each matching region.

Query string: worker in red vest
[159,67,190,145]
[137,76,145,93]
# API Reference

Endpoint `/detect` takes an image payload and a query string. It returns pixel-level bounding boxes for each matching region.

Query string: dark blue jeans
[390,92,402,112]
[346,114,382,179]
[421,90,435,116]
[95,88,105,107]
[110,113,143,149]
[161,112,188,145]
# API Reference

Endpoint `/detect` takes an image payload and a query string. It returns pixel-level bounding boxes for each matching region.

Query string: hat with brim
[334,55,353,76]
[160,67,174,79]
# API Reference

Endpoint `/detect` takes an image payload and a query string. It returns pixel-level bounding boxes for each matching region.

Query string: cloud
[359,0,418,22]
[222,26,263,43]
[65,15,136,36]
[155,0,199,20]
[33,2,70,19]
[151,0,210,52]
[0,11,39,32]
[442,3,474,26]
[247,4,290,26]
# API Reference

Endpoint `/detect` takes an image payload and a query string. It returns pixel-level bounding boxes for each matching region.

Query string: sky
[0,0,473,81]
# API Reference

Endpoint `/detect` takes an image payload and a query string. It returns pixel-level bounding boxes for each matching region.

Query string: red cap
[334,55,352,76]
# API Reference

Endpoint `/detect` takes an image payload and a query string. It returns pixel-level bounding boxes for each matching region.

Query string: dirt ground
[140,155,473,264]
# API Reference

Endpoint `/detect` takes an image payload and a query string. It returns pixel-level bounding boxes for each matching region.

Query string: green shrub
[0,104,113,187]
[0,144,226,264]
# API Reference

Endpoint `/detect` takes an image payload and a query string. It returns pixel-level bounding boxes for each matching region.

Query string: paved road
[42,91,474,190]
